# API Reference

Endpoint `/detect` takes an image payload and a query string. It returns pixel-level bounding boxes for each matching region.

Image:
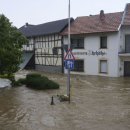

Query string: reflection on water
[0,78,11,88]
[0,72,130,130]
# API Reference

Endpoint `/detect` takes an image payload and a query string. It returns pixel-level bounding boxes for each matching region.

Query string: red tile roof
[122,3,130,25]
[62,12,123,35]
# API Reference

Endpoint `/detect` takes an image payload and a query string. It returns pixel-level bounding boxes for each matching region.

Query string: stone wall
[35,65,62,73]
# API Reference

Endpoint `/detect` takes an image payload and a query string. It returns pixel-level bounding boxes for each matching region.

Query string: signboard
[64,49,75,60]
[64,49,75,70]
[72,50,107,56]
[64,60,74,70]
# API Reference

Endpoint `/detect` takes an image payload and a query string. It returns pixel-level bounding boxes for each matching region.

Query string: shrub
[13,78,26,86]
[25,73,59,90]
[47,80,59,89]
[11,73,59,89]
[26,73,41,78]
[0,74,14,80]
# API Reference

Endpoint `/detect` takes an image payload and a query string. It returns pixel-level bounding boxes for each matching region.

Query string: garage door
[124,61,130,76]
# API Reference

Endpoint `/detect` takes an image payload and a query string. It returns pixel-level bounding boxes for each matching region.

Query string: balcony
[118,50,130,57]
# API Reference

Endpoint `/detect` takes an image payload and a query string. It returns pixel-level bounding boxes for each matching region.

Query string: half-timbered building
[19,18,74,73]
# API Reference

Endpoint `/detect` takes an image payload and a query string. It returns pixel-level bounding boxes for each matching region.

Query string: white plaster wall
[119,26,130,76]
[22,38,34,51]
[119,27,130,53]
[84,36,99,75]
[35,34,62,66]
[64,33,120,77]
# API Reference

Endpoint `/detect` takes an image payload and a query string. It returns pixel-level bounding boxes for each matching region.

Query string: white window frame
[100,36,107,49]
[99,60,108,74]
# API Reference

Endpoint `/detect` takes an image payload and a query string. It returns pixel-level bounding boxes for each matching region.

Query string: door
[124,61,130,76]
[125,35,130,53]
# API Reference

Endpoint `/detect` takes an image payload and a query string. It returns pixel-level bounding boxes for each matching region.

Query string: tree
[0,14,27,75]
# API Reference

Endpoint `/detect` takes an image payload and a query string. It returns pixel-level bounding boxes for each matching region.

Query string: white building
[62,3,130,77]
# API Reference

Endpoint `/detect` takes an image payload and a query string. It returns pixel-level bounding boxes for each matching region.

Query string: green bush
[0,74,14,80]
[11,73,59,89]
[25,73,59,90]
[13,78,26,86]
[26,73,42,79]
[47,80,59,89]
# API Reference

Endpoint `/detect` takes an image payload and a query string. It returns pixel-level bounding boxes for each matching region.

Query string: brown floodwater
[0,71,130,130]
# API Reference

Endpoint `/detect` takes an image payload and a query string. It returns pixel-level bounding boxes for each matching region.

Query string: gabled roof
[19,18,74,37]
[122,3,130,26]
[62,12,123,35]
[62,3,130,35]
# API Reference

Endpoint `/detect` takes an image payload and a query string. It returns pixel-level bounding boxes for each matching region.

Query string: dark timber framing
[19,18,74,73]
[34,34,62,67]
[22,34,63,73]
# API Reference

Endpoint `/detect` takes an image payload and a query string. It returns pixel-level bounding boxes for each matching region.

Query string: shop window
[100,36,107,49]
[100,60,108,73]
[71,38,84,49]
[73,60,84,72]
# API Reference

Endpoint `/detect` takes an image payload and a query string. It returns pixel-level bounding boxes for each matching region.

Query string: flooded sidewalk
[0,71,130,130]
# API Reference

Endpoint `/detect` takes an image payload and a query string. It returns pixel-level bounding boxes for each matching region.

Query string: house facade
[62,3,130,77]
[19,18,73,73]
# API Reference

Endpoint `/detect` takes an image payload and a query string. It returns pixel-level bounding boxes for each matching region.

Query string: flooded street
[0,71,130,130]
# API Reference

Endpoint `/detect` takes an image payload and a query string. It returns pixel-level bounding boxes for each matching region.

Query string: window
[64,45,68,52]
[27,43,29,47]
[100,60,108,73]
[71,38,84,49]
[52,47,58,55]
[125,35,130,53]
[73,60,84,72]
[100,36,107,49]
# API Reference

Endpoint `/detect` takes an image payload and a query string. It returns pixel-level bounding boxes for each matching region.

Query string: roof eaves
[118,4,127,30]
[62,30,119,36]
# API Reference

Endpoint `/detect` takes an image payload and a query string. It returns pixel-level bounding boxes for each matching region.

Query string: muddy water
[0,71,130,130]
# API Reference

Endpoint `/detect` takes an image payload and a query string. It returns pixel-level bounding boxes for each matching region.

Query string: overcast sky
[0,0,130,28]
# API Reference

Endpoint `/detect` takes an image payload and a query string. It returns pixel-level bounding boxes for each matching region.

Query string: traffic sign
[64,60,74,70]
[64,49,75,60]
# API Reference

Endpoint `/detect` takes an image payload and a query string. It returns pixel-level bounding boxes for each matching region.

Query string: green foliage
[26,73,42,79]
[13,78,26,86]
[0,74,14,81]
[12,73,59,89]
[25,73,59,90]
[0,14,27,75]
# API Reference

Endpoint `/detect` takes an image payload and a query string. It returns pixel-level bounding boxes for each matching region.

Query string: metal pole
[67,0,71,103]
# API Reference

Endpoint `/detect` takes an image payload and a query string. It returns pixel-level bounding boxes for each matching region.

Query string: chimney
[25,22,29,27]
[100,10,105,22]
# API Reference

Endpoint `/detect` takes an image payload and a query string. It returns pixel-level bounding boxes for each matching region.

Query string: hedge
[15,73,59,90]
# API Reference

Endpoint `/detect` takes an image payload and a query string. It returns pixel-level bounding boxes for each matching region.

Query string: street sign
[64,49,75,60]
[64,60,74,70]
